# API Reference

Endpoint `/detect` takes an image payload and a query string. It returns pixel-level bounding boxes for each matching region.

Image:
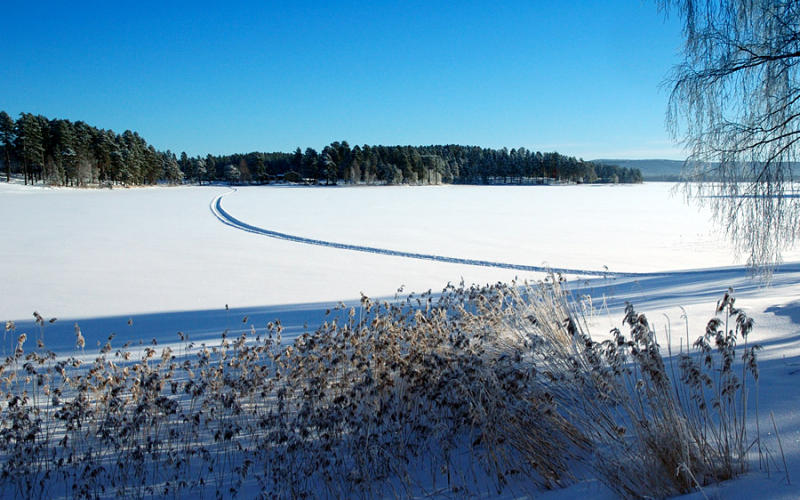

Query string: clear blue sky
[0,1,686,159]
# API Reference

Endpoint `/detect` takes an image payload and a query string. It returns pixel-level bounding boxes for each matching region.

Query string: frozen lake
[1,182,780,321]
[1,181,800,498]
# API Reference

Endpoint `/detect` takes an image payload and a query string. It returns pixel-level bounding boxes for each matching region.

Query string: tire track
[210,189,645,277]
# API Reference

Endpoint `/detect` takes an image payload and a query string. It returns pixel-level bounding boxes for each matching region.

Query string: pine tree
[0,111,14,182]
[14,113,45,185]
[54,119,77,185]
[205,154,218,182]
[292,147,302,172]
[92,130,114,183]
[195,157,207,184]
[72,121,94,185]
[321,147,337,185]
[162,151,184,184]
[179,151,192,181]
[302,147,319,182]
[224,164,241,184]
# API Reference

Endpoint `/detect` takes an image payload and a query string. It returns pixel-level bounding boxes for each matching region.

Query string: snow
[4,182,792,321]
[1,181,800,498]
[223,183,745,273]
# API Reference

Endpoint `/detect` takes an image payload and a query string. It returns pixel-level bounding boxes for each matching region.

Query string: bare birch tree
[664,0,800,276]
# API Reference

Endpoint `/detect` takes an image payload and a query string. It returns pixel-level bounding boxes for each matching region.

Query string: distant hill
[592,159,684,181]
[593,159,800,182]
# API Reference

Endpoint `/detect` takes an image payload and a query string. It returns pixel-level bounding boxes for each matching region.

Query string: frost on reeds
[0,279,761,499]
[533,290,761,498]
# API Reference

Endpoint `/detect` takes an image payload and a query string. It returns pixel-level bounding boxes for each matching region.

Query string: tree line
[205,144,642,185]
[0,111,641,186]
[0,111,182,186]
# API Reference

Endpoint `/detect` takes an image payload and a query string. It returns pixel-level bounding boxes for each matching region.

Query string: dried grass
[0,279,760,498]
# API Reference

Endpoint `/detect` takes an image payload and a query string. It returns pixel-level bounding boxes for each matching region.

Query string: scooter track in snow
[209,189,647,277]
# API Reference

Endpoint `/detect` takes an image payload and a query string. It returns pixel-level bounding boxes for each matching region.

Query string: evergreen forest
[0,111,642,187]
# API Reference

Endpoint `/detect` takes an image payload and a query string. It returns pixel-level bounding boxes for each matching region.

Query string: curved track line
[210,189,646,277]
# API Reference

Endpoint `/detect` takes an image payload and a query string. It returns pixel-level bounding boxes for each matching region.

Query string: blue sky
[0,1,685,159]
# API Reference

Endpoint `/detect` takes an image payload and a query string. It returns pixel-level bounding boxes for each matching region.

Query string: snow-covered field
[1,181,799,498]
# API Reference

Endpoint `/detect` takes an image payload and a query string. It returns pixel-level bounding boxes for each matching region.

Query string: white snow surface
[2,181,800,499]
[2,182,787,321]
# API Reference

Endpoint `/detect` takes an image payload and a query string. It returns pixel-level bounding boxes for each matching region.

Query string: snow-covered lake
[1,182,778,321]
[1,181,799,498]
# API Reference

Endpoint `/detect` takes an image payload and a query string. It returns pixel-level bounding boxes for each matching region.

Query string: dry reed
[0,279,761,499]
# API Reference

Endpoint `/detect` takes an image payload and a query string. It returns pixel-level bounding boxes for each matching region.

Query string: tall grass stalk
[0,278,761,498]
